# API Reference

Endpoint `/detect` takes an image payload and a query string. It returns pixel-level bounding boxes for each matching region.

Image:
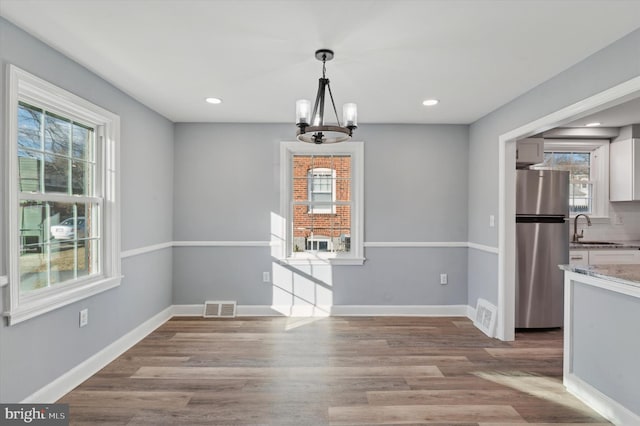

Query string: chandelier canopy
[295,49,357,144]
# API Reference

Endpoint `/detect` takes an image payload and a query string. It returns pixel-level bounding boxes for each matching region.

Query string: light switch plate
[79,308,88,327]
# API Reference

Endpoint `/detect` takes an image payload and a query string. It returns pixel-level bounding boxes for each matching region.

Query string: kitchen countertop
[559,263,640,288]
[569,240,640,249]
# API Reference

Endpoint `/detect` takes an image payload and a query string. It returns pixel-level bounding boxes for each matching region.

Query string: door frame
[497,76,640,341]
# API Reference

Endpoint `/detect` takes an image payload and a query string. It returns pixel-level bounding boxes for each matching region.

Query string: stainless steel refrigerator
[516,169,569,328]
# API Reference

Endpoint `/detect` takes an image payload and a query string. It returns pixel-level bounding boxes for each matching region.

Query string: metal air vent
[474,298,497,338]
[203,300,237,318]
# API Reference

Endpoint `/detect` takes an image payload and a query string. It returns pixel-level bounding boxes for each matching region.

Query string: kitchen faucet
[572,214,592,243]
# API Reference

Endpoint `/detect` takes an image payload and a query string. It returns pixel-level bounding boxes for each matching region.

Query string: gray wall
[0,18,175,402]
[572,283,640,416]
[467,28,640,307]
[173,123,469,307]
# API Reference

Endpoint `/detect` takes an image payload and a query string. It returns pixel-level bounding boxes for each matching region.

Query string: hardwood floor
[58,316,610,425]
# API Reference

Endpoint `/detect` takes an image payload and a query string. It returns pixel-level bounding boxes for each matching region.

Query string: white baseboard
[173,304,472,317]
[565,373,640,425]
[22,306,173,403]
[170,304,290,317]
[171,304,203,316]
[330,304,470,316]
[466,305,476,321]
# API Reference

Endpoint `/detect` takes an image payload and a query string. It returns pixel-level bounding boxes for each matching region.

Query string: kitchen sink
[573,241,622,245]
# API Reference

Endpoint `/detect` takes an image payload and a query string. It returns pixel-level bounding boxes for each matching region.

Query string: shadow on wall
[270,212,333,316]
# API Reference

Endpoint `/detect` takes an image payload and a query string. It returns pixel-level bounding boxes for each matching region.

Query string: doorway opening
[497,76,640,341]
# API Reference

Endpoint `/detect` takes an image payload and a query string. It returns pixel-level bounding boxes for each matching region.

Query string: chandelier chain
[322,54,327,78]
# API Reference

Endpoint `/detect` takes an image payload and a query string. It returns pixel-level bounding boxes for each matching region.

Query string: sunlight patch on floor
[284,316,326,331]
[474,371,596,416]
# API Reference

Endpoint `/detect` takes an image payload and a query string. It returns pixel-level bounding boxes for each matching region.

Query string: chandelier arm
[326,81,342,127]
[311,78,325,126]
[318,79,327,126]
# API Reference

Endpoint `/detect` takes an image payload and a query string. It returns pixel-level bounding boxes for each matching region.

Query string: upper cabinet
[516,138,544,167]
[610,125,640,201]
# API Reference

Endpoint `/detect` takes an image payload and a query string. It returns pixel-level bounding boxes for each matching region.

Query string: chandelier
[295,49,357,144]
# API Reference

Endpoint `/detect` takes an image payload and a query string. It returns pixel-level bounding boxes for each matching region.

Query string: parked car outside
[50,217,86,240]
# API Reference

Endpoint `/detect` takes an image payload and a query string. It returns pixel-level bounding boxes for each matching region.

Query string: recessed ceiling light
[585,122,601,127]
[422,99,439,106]
[205,97,222,104]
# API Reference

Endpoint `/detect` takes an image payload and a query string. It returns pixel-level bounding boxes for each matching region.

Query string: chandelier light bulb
[296,99,311,124]
[343,103,358,128]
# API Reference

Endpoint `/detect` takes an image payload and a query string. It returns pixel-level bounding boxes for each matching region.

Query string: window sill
[281,256,365,266]
[4,275,122,325]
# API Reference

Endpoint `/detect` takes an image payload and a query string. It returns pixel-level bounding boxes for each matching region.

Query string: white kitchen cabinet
[516,138,544,167]
[587,249,640,265]
[569,249,640,265]
[569,250,589,266]
[610,138,640,201]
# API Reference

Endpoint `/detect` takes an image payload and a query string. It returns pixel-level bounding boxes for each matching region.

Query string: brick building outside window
[292,155,351,253]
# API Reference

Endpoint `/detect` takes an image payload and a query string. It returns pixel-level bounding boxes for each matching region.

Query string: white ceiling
[2,0,640,124]
[563,96,640,128]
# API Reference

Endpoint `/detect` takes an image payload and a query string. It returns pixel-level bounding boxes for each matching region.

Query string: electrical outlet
[440,273,448,285]
[262,272,270,282]
[79,308,88,327]
[489,215,495,228]
[613,214,623,225]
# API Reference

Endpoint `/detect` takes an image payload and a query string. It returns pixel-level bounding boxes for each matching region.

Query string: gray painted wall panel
[173,247,467,307]
[573,283,640,416]
[173,124,286,241]
[356,124,469,242]
[467,28,640,308]
[467,249,498,307]
[172,247,273,304]
[172,123,469,307]
[0,18,174,402]
[333,248,468,305]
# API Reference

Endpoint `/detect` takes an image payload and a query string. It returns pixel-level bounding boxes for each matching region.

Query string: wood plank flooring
[57,316,611,425]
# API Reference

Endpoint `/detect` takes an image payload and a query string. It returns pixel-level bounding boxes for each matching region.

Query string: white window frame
[5,65,121,325]
[308,167,336,214]
[279,141,364,265]
[542,140,609,218]
[306,235,332,252]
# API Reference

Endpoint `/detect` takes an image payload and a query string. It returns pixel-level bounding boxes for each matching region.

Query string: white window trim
[306,235,332,252]
[279,141,364,265]
[543,140,609,219]
[308,167,336,214]
[5,65,121,325]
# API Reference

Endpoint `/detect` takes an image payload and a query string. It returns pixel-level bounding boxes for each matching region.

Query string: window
[541,152,591,213]
[308,168,335,214]
[532,140,609,217]
[6,65,121,324]
[279,142,364,264]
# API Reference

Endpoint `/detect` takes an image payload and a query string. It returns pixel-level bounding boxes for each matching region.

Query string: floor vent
[203,301,237,318]
[474,298,497,338]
